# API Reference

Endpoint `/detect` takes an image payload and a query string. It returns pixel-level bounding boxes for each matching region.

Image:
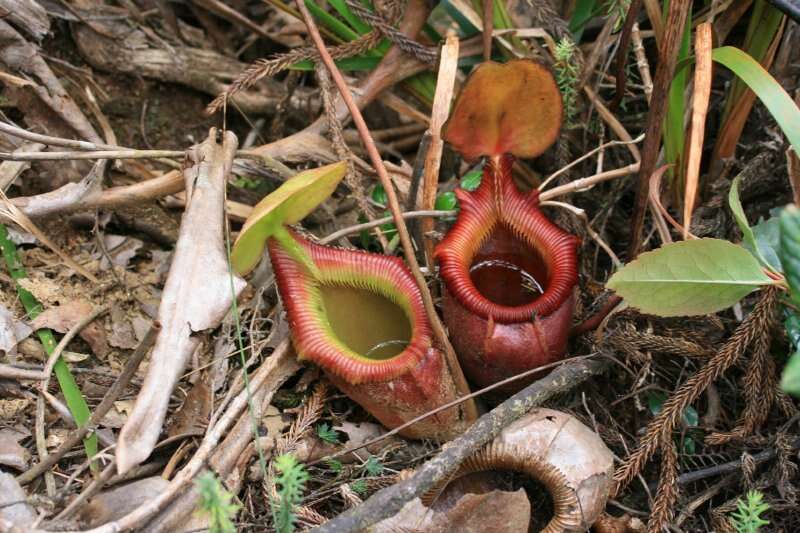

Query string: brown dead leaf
[108,305,137,350]
[0,428,30,470]
[166,375,212,437]
[30,299,109,357]
[16,276,62,305]
[79,477,170,528]
[0,398,30,420]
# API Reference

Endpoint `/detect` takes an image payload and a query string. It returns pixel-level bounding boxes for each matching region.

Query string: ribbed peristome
[435,155,579,324]
[423,441,582,533]
[268,230,432,384]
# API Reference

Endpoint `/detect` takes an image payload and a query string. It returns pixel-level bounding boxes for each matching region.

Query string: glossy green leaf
[712,47,800,153]
[460,168,483,191]
[607,238,775,317]
[327,0,371,34]
[748,216,782,272]
[371,184,387,206]
[781,350,800,396]
[729,175,779,272]
[231,161,347,275]
[435,191,458,211]
[780,205,800,307]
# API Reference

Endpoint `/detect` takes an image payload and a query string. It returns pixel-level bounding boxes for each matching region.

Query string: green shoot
[363,455,384,477]
[554,37,581,128]
[195,471,240,533]
[729,490,770,533]
[0,224,97,463]
[316,423,340,444]
[272,454,309,533]
[350,478,367,495]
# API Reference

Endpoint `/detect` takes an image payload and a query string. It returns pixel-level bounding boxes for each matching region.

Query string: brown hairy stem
[612,287,779,495]
[295,0,477,423]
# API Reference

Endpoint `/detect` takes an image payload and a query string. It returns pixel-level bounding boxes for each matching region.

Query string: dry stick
[631,23,653,104]
[295,0,478,423]
[18,324,159,486]
[627,0,691,259]
[482,0,493,61]
[308,353,601,467]
[610,0,643,111]
[55,461,117,521]
[53,340,295,533]
[313,357,608,532]
[321,210,455,245]
[682,23,713,240]
[0,364,46,380]
[538,135,645,192]
[420,33,459,268]
[0,121,121,151]
[540,162,641,201]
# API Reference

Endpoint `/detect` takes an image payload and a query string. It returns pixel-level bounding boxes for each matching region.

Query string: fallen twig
[312,357,608,532]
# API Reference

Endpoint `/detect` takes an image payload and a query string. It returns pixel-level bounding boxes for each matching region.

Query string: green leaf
[712,47,800,153]
[290,56,382,72]
[607,238,775,317]
[459,168,483,191]
[434,191,458,211]
[363,455,384,476]
[371,184,387,206]
[749,216,782,272]
[316,423,339,444]
[0,224,97,464]
[781,350,800,396]
[729,175,778,272]
[780,205,800,307]
[785,312,800,349]
[327,0,371,34]
[231,161,347,275]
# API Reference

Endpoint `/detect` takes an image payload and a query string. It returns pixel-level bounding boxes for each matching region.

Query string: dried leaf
[0,304,32,355]
[0,471,36,527]
[30,299,109,357]
[0,428,29,470]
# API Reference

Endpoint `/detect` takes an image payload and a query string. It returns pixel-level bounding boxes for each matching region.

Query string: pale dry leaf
[0,398,30,419]
[0,471,36,527]
[0,304,32,355]
[30,299,109,357]
[0,428,30,470]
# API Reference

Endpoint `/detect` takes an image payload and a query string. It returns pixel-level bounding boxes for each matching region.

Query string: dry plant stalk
[294,0,477,422]
[627,0,692,258]
[116,129,245,474]
[612,287,779,495]
[420,33,459,267]
[683,22,713,239]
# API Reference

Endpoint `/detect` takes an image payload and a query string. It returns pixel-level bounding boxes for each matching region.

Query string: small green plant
[350,478,368,495]
[195,471,240,533]
[553,37,580,128]
[729,490,770,533]
[363,455,384,477]
[272,453,309,533]
[316,423,340,444]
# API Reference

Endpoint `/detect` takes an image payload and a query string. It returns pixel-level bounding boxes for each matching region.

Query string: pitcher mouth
[436,155,579,324]
[269,230,432,384]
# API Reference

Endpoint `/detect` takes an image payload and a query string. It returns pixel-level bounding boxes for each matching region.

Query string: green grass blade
[712,46,800,152]
[723,0,784,114]
[568,0,598,41]
[304,0,360,41]
[327,0,371,34]
[290,56,383,71]
[0,224,97,461]
[663,3,692,190]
